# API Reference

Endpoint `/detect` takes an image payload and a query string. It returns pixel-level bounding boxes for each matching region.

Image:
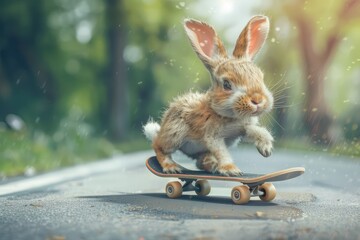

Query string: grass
[0,130,118,177]
[0,130,152,178]
[117,137,151,153]
[0,111,153,178]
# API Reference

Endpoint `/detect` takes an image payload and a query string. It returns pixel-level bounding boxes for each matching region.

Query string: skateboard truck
[180,179,198,192]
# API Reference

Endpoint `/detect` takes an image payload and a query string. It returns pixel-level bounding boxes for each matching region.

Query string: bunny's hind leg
[195,152,218,173]
[152,137,182,173]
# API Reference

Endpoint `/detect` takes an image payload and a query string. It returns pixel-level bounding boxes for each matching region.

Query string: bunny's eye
[223,79,232,91]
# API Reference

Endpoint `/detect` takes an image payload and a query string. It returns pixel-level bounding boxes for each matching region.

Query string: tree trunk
[296,16,334,144]
[303,64,333,144]
[105,0,129,141]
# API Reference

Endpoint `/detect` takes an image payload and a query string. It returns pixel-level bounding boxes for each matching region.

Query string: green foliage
[123,0,208,127]
[0,110,118,177]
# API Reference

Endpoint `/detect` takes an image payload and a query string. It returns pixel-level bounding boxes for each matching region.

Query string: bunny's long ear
[184,19,227,70]
[233,16,269,60]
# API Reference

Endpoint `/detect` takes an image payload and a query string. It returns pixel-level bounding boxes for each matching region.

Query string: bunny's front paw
[253,128,274,157]
[256,141,272,157]
[245,125,274,158]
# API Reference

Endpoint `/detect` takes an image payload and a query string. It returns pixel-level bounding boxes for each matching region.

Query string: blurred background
[0,0,359,177]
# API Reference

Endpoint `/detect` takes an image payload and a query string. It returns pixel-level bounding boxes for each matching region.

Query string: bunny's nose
[250,94,263,105]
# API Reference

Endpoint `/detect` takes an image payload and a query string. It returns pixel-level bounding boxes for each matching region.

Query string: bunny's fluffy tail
[143,119,160,142]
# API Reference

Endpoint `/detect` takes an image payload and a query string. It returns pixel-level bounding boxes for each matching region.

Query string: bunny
[143,16,274,176]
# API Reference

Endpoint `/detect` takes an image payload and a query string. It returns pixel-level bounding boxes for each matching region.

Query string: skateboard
[146,156,305,204]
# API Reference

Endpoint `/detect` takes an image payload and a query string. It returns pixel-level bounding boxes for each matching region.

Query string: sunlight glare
[220,0,234,14]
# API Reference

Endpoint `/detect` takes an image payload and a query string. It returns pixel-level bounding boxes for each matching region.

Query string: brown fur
[144,16,274,176]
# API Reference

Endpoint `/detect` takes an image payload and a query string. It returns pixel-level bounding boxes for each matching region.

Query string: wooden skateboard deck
[146,156,305,204]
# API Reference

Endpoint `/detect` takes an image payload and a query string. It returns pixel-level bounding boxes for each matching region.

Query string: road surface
[0,147,359,240]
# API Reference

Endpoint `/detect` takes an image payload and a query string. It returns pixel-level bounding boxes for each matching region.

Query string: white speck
[199,42,205,47]
[271,38,276,43]
[179,2,185,7]
[256,211,265,217]
[169,59,175,66]
[6,114,25,131]
[76,20,93,44]
[123,45,143,63]
[275,27,280,32]
[24,166,36,177]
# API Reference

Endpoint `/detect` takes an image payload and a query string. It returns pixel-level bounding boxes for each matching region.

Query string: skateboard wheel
[165,181,182,198]
[258,182,276,202]
[231,185,250,204]
[195,180,211,196]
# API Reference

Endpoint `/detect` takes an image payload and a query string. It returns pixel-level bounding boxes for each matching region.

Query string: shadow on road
[79,193,303,220]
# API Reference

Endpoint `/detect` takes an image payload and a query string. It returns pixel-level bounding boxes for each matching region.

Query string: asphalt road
[0,147,359,240]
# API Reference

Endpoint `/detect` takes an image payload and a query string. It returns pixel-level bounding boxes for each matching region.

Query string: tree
[0,0,59,127]
[104,0,129,140]
[286,0,360,144]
